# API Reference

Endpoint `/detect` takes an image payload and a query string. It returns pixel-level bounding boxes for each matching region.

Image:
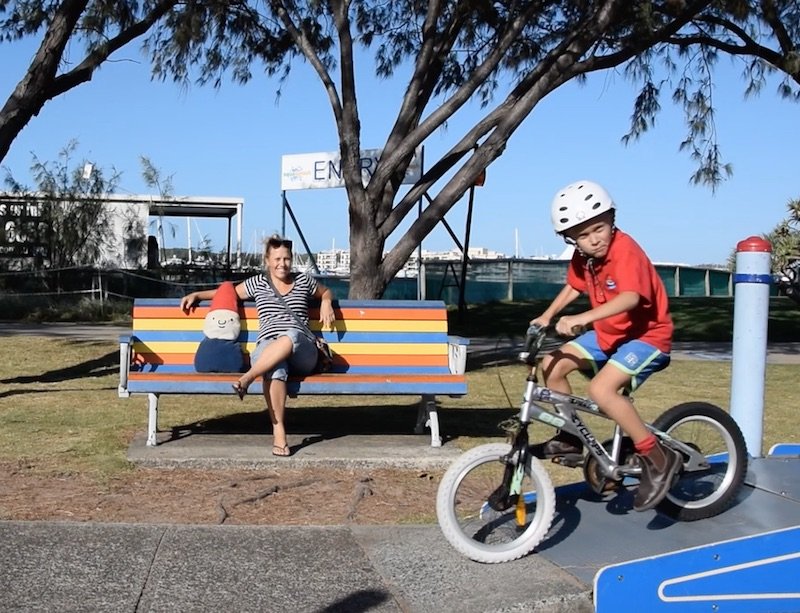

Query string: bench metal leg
[416,394,442,448]
[146,393,159,447]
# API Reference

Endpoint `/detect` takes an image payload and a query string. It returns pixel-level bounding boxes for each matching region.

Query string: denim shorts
[566,330,670,391]
[250,328,318,382]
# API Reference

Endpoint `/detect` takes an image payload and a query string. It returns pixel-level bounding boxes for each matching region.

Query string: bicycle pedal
[552,453,584,468]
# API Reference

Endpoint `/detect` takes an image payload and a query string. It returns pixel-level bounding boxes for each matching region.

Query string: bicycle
[436,324,748,564]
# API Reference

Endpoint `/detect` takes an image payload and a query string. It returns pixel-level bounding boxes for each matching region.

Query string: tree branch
[381,0,629,268]
[369,0,543,209]
[759,0,794,53]
[269,0,343,124]
[47,0,180,97]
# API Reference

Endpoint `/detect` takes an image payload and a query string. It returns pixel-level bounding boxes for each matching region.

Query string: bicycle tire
[653,402,748,521]
[436,443,556,563]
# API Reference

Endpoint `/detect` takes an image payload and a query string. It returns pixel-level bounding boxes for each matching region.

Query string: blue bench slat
[126,380,466,396]
[132,331,257,343]
[289,381,467,395]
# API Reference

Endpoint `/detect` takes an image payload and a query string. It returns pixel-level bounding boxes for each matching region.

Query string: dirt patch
[0,462,443,525]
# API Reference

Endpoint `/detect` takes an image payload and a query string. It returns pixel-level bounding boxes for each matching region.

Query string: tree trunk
[348,191,388,299]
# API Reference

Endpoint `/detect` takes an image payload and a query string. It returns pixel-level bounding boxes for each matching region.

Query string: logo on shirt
[605,278,617,291]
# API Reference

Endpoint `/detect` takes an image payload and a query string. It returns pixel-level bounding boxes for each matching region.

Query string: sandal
[231,380,249,401]
[272,444,291,457]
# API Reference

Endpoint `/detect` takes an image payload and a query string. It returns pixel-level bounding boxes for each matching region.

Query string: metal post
[507,260,513,301]
[416,147,425,300]
[458,185,475,320]
[281,191,287,237]
[730,236,772,457]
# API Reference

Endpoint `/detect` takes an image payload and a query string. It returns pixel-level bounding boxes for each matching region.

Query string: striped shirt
[242,272,319,343]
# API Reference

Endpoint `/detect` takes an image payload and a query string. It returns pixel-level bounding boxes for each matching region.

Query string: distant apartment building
[313,245,506,277]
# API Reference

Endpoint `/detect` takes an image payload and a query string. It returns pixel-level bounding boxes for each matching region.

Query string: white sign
[281,147,422,191]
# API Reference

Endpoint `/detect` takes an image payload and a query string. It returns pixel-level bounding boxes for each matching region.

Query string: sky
[2,34,799,267]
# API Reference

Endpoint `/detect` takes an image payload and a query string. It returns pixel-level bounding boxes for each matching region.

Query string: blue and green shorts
[566,330,670,391]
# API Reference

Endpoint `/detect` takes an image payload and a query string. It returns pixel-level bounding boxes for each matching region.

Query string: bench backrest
[129,298,455,376]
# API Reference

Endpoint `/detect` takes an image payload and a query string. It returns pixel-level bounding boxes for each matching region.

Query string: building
[0,193,244,270]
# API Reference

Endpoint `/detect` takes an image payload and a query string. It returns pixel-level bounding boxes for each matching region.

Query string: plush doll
[194,281,245,373]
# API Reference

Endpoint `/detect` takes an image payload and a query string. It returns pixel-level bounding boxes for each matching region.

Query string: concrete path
[0,521,592,612]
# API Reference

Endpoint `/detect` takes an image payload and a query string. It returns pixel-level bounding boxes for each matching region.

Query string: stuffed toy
[194,281,245,373]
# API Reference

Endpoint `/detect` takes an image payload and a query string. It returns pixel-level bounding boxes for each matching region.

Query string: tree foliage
[767,197,800,271]
[3,1,800,297]
[3,139,120,268]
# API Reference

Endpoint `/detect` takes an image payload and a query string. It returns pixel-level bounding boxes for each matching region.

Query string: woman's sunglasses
[267,237,293,250]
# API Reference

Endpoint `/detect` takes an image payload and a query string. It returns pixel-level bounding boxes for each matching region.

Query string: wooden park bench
[118,298,468,447]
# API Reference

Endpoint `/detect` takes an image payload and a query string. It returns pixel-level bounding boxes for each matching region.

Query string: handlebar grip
[518,323,546,364]
[526,324,544,337]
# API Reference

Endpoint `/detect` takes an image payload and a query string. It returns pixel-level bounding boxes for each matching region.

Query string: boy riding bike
[530,180,681,511]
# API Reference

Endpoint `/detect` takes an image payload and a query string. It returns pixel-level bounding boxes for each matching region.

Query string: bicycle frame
[514,371,711,483]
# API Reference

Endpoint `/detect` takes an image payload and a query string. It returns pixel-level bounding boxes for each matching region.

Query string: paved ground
[0,521,593,612]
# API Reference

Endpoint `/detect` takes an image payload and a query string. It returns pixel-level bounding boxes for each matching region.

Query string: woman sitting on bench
[180,235,335,457]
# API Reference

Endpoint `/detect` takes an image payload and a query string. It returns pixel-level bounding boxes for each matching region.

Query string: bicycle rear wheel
[436,443,555,563]
[653,402,748,521]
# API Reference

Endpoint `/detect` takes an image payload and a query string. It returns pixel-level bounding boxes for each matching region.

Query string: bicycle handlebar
[518,321,584,365]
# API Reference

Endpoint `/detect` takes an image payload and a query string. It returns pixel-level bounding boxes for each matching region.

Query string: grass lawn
[0,310,798,484]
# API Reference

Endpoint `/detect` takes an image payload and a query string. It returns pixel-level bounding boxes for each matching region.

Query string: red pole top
[736,236,772,253]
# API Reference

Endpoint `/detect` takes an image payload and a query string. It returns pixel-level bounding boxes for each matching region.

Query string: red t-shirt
[566,229,673,353]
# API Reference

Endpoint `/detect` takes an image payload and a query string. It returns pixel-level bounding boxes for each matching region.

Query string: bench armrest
[447,336,470,375]
[118,335,131,397]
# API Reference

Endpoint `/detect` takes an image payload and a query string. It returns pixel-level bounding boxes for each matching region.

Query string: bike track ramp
[529,450,800,612]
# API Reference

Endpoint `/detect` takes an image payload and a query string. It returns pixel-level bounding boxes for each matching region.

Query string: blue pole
[730,236,772,458]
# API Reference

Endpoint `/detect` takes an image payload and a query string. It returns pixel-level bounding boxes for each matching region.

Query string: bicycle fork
[487,424,530,513]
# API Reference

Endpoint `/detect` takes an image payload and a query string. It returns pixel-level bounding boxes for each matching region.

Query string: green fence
[0,259,734,306]
[420,259,732,304]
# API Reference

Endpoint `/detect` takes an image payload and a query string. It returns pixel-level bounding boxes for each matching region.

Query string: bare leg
[540,345,590,394]
[233,336,293,398]
[264,379,290,454]
[533,345,595,456]
[587,365,650,444]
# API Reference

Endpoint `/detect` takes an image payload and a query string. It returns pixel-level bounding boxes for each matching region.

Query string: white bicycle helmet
[550,180,615,234]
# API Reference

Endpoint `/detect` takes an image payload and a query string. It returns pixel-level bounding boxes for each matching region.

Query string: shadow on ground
[166,404,516,444]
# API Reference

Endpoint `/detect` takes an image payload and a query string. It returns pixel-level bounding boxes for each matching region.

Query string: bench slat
[127,372,466,396]
[130,364,451,375]
[133,305,447,321]
[133,318,448,333]
[131,353,449,367]
[132,340,449,355]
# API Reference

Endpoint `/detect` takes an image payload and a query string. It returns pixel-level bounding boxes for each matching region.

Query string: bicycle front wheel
[436,443,556,563]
